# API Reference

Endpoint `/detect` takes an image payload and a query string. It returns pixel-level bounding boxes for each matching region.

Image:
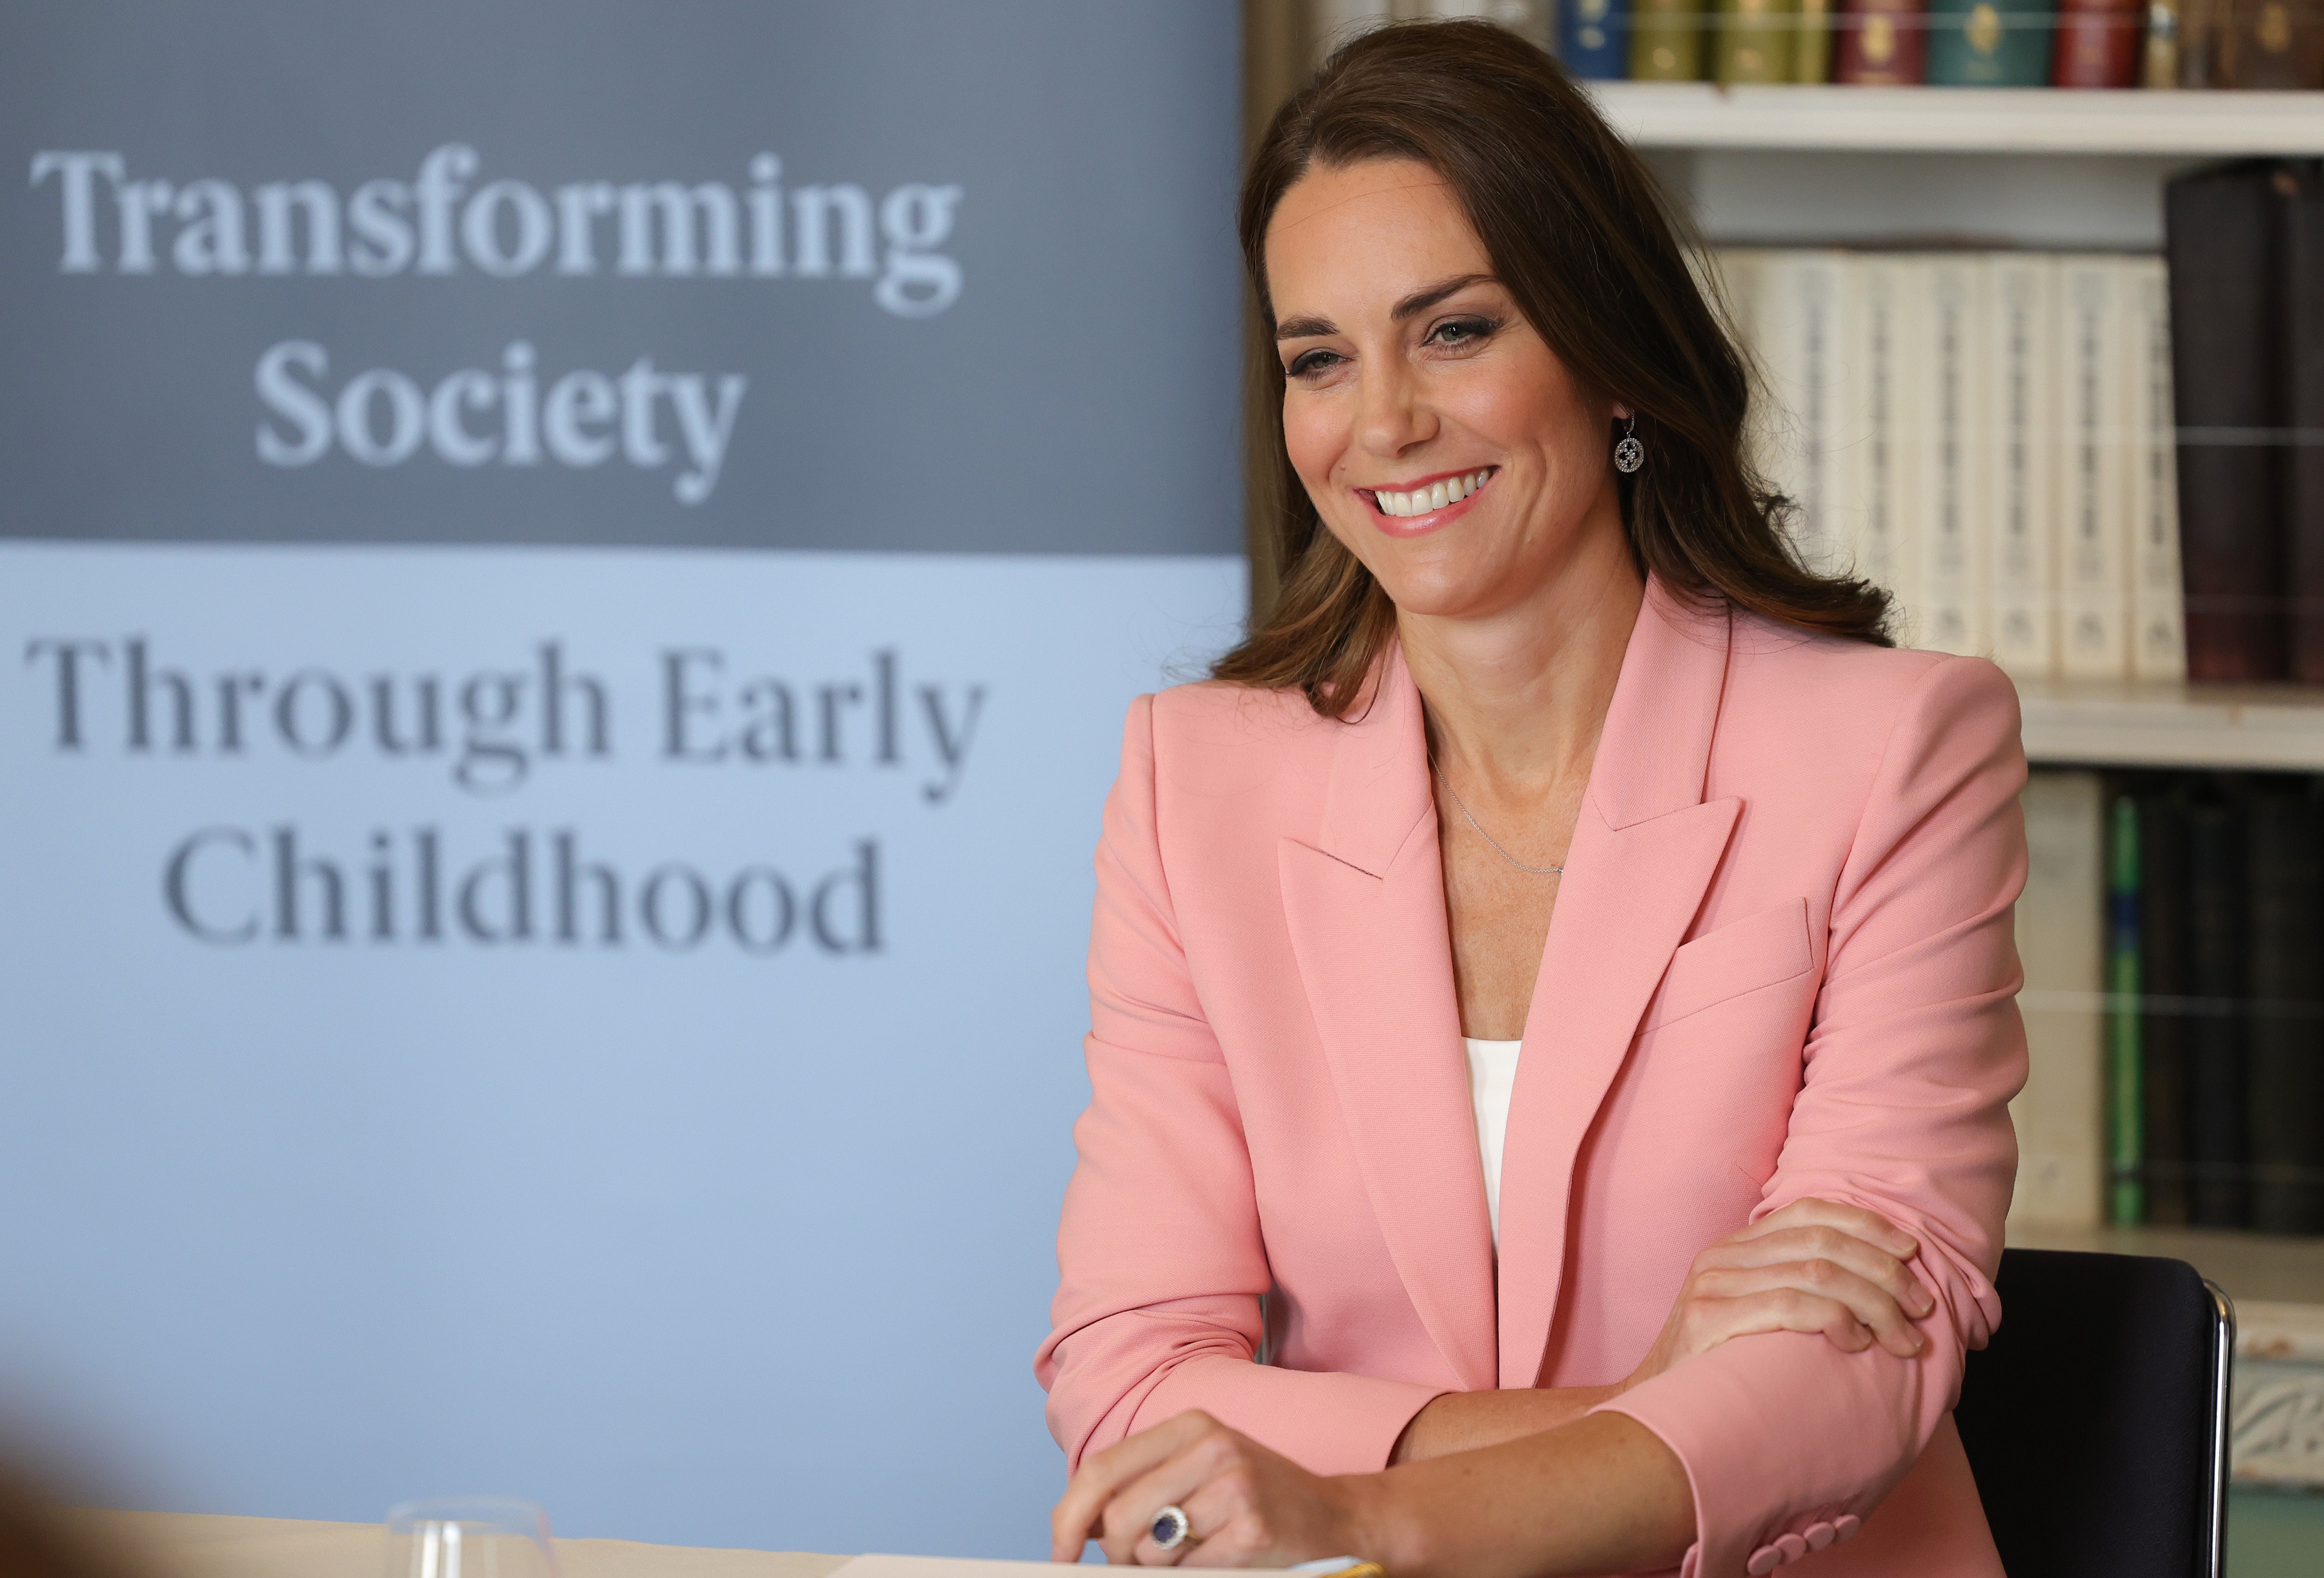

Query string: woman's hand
[1050,1410,1368,1567]
[1625,1197,1937,1390]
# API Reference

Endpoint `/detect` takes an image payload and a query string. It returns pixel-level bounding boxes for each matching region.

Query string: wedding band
[1149,1504,1192,1551]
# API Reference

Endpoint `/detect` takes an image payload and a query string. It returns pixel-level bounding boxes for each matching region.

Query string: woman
[1037,21,2024,1578]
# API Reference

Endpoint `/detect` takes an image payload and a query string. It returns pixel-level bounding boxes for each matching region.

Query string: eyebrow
[1273,273,1499,341]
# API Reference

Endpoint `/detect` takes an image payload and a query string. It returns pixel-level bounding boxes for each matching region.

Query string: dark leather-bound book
[1836,0,1928,80]
[2221,0,2324,85]
[2289,163,2324,682]
[2166,162,2286,681]
[2140,782,2192,1226]
[2055,0,2147,82]
[2243,780,2324,1233]
[2186,793,2247,1226]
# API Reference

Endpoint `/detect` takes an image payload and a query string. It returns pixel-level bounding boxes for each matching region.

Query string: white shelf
[2017,676,2324,770]
[1587,82,2324,156]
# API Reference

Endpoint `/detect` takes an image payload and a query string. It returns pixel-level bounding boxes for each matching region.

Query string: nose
[1355,357,1437,460]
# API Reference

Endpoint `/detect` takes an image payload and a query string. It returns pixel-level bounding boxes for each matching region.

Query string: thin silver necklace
[1432,760,1565,877]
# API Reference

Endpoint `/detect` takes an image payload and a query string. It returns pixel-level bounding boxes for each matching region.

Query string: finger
[1133,1471,1246,1567]
[1100,1433,1238,1566]
[1705,1225,1936,1320]
[1696,1262,1927,1356]
[1052,1413,1219,1561]
[1740,1197,1918,1260]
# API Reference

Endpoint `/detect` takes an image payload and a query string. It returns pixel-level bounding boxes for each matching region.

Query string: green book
[1716,0,1799,80]
[1794,0,1837,79]
[2106,792,2145,1227]
[1925,0,2056,82]
[1631,0,1707,78]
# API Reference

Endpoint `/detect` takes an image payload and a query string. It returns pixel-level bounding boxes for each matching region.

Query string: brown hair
[1213,19,1891,717]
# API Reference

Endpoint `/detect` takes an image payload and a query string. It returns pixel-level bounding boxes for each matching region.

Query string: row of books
[1546,0,2324,86]
[2018,768,2324,1236]
[1712,246,2185,682]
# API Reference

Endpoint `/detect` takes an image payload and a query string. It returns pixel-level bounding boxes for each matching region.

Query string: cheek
[1280,395,1346,496]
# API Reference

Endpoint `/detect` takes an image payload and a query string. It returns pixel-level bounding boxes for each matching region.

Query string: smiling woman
[1037,19,2028,1578]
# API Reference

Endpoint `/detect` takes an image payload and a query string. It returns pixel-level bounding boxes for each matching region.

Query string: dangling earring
[1613,415,1645,474]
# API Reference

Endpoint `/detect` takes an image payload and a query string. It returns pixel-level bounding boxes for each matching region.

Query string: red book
[2053,0,2146,84]
[1836,0,1928,80]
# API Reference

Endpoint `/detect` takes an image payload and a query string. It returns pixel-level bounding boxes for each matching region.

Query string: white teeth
[1372,469,1491,517]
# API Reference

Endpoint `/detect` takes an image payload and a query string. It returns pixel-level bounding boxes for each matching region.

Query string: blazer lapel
[1494,585,1742,1388]
[1279,648,1499,1395]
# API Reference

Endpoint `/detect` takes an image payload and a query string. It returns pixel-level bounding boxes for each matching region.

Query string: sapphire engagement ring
[1149,1505,1192,1551]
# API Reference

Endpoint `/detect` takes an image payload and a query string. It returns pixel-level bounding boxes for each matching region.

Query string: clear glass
[385,1498,558,1578]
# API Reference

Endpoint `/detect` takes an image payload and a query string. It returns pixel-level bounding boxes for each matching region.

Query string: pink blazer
[1036,581,2028,1578]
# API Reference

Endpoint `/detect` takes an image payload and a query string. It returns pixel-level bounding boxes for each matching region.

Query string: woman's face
[1265,158,1626,622]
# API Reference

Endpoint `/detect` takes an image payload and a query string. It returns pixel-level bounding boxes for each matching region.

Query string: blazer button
[1775,1534,1808,1563]
[1802,1521,1837,1552]
[1745,1546,1783,1575]
[1834,1514,1862,1542]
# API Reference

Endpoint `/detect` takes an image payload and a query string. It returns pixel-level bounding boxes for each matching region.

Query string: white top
[1463,1037,1522,1250]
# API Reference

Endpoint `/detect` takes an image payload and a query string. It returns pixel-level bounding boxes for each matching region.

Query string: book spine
[1761,252,1855,580]
[1835,0,1929,81]
[2286,166,2324,682]
[1559,0,1636,79]
[2178,0,2225,80]
[2186,795,2246,1228]
[2243,782,2324,1234]
[2010,771,2108,1229]
[1795,0,1839,77]
[2139,784,2191,1225]
[2057,257,2130,678]
[2129,257,2188,682]
[1986,254,2059,679]
[1926,0,2057,82]
[2145,0,2185,82]
[1717,0,1801,79]
[1631,0,1707,77]
[2166,164,2286,681]
[1914,256,1988,657]
[2106,792,2145,1226]
[2222,0,2324,86]
[2055,0,2147,83]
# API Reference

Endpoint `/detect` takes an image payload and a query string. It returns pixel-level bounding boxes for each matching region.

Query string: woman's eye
[1287,349,1344,378]
[1429,315,1499,349]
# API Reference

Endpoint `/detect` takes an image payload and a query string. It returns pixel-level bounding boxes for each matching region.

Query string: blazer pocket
[1638,897,1814,1036]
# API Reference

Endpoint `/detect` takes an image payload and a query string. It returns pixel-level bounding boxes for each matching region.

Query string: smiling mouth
[1361,467,1496,519]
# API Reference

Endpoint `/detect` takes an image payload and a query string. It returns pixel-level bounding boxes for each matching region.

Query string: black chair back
[1954,1248,2233,1578]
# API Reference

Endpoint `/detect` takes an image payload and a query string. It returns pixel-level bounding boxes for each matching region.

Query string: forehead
[1264,158,1491,319]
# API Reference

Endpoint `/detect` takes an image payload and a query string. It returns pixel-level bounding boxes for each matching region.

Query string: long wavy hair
[1212,19,1891,718]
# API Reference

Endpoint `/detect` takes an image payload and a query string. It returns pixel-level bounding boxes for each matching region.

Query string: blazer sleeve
[1595,655,2029,1578]
[1034,695,1446,1477]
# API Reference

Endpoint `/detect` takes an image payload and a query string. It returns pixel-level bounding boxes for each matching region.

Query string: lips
[1357,466,1496,534]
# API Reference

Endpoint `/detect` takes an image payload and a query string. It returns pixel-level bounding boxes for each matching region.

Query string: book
[2166,164,2286,681]
[1927,0,2056,82]
[1908,254,1989,657]
[1796,0,1840,78]
[2178,0,2229,79]
[1984,253,2058,679]
[1756,251,1860,580]
[2145,0,2187,81]
[2127,257,2189,682]
[2055,0,2148,82]
[2012,771,2107,1229]
[2185,792,2247,1228]
[2243,780,2324,1234]
[1842,255,1919,628]
[1631,0,1706,77]
[1716,0,1800,79]
[2220,0,2324,85]
[1558,0,1635,79]
[2139,783,2192,1226]
[2106,791,2145,1225]
[1836,0,1929,80]
[2056,257,2132,679]
[2287,164,2324,683]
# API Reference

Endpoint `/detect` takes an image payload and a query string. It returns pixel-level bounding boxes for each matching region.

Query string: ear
[1610,401,1633,421]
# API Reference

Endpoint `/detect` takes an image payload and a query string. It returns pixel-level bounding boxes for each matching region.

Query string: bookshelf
[1587,83,2324,158]
[2018,679,2324,771]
